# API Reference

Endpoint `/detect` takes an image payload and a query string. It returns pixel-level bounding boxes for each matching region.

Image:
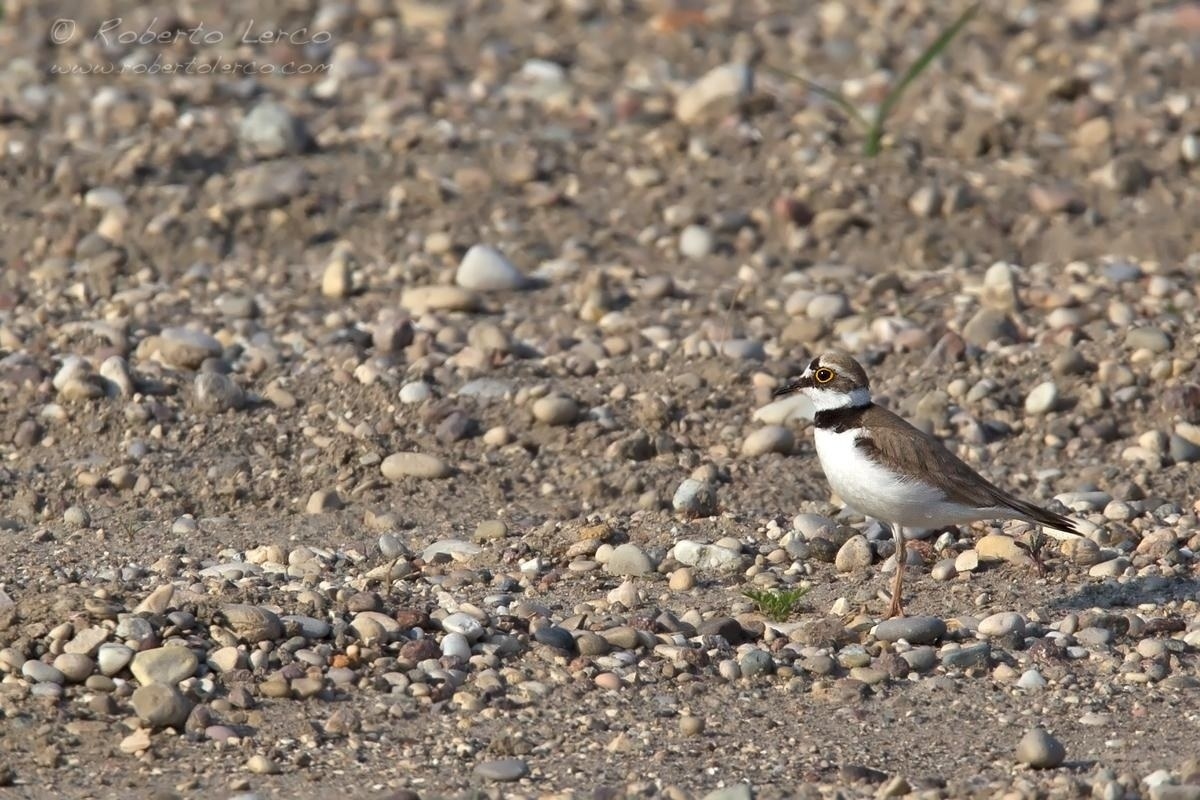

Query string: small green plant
[742,585,810,622]
[768,2,980,157]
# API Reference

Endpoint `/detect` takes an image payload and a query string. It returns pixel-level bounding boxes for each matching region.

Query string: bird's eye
[814,368,835,384]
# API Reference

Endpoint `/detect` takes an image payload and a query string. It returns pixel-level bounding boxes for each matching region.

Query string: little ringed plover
[774,350,1081,618]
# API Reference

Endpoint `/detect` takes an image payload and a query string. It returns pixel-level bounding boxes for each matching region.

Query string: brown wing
[854,406,1080,534]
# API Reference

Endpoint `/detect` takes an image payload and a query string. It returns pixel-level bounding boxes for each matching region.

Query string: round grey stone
[835,535,873,572]
[679,225,714,259]
[741,426,794,457]
[672,479,717,516]
[131,647,199,685]
[1024,382,1060,415]
[1125,327,1172,353]
[474,758,529,782]
[738,649,775,677]
[131,683,193,729]
[1015,727,1066,769]
[532,395,578,426]
[158,327,222,370]
[533,625,576,653]
[193,373,245,414]
[978,612,1026,639]
[21,660,65,685]
[220,604,284,643]
[378,534,409,559]
[1017,669,1047,690]
[900,646,938,672]
[874,616,946,645]
[63,505,90,528]
[52,653,94,683]
[442,613,485,641]
[940,642,992,668]
[605,543,653,577]
[441,633,472,661]
[456,245,528,292]
[381,452,451,480]
[962,308,1018,347]
[806,293,851,321]
[97,643,135,676]
[399,381,433,404]
[239,100,310,159]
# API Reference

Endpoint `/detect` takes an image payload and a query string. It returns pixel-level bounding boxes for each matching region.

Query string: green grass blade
[763,64,871,131]
[865,1,981,155]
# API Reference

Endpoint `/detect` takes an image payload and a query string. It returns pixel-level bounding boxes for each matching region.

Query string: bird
[773,350,1081,618]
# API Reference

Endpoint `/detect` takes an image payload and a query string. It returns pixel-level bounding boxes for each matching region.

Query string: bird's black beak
[772,379,806,398]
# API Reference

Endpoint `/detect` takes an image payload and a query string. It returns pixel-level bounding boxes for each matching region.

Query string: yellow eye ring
[814,368,835,384]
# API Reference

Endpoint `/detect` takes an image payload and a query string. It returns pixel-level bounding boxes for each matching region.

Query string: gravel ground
[2,1,1200,798]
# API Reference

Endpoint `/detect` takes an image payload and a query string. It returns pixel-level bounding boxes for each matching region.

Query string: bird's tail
[1005,497,1083,541]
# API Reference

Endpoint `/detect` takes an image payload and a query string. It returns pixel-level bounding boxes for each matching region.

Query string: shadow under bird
[774,350,1082,618]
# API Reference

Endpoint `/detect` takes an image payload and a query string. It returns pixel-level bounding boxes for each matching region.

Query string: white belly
[813,427,996,528]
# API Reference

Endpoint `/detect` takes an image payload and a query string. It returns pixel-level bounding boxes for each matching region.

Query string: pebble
[399,381,433,404]
[680,715,706,737]
[874,616,946,645]
[400,286,482,313]
[192,373,245,414]
[1015,727,1066,769]
[835,536,873,572]
[532,395,578,425]
[1017,669,1048,691]
[21,660,65,685]
[806,293,851,321]
[473,758,529,782]
[119,729,152,755]
[1089,557,1130,578]
[741,426,794,456]
[669,567,696,591]
[96,643,134,676]
[130,647,199,685]
[220,604,284,643]
[533,625,575,653]
[976,534,1034,566]
[672,540,744,572]
[306,489,343,514]
[931,559,957,581]
[245,755,283,775]
[672,479,717,516]
[940,642,991,669]
[157,327,222,370]
[322,254,353,298]
[131,684,193,729]
[51,654,93,683]
[1060,537,1102,565]
[962,308,1018,347]
[679,225,715,259]
[1025,382,1060,415]
[381,452,451,480]
[474,520,508,542]
[605,543,653,577]
[422,539,481,562]
[456,245,528,291]
[1126,327,1172,353]
[739,649,775,677]
[63,505,89,528]
[675,63,751,124]
[978,612,1026,638]
[239,100,309,159]
[442,613,485,641]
